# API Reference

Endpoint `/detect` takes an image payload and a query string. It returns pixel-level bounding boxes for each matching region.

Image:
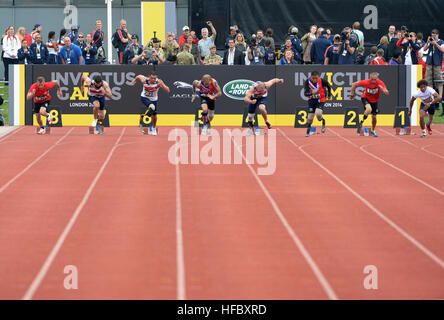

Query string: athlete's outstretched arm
[349,82,360,99]
[81,74,91,95]
[191,80,199,102]
[244,86,256,104]
[26,87,36,101]
[130,75,146,86]
[52,80,63,97]
[158,79,170,94]
[102,81,113,99]
[408,96,417,116]
[265,78,284,89]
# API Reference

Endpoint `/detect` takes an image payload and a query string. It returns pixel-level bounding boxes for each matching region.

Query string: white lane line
[0,126,23,142]
[278,128,444,270]
[0,128,75,194]
[22,127,126,300]
[328,128,444,196]
[175,163,186,300]
[421,144,444,159]
[229,131,338,300]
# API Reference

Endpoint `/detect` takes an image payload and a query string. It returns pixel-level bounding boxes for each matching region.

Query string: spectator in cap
[123,33,143,64]
[287,26,303,60]
[310,29,331,64]
[179,26,190,48]
[162,32,180,60]
[68,25,79,44]
[203,45,222,65]
[182,34,199,64]
[369,49,387,65]
[146,37,165,64]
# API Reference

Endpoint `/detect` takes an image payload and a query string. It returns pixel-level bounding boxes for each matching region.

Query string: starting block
[396,127,411,135]
[89,126,105,135]
[36,126,51,134]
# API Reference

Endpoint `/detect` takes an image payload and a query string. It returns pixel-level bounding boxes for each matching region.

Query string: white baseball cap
[182,26,190,31]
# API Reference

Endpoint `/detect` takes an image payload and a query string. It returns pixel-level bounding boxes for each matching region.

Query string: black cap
[131,34,138,39]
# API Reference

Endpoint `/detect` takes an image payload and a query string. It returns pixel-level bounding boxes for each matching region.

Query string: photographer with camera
[423,29,444,97]
[287,26,303,59]
[338,27,358,64]
[396,30,421,65]
[247,35,265,65]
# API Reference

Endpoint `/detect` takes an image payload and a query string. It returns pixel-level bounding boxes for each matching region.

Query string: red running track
[0,125,443,300]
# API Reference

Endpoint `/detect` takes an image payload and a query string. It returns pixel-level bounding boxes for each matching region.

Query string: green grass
[428,103,444,124]
[0,84,8,125]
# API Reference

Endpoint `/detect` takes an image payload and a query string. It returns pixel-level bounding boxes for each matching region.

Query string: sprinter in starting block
[81,74,112,134]
[27,76,62,135]
[409,79,441,138]
[244,78,284,136]
[131,72,170,136]
[303,71,331,137]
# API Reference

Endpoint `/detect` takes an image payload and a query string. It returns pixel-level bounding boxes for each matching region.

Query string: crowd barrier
[8,64,422,127]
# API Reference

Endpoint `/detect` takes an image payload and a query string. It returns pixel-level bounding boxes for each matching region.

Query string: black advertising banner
[230,0,444,46]
[275,65,399,115]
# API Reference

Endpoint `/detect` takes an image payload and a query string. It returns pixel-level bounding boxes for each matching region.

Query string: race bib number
[311,94,321,99]
[36,95,47,101]
[367,88,379,95]
[144,91,155,97]
[423,96,433,103]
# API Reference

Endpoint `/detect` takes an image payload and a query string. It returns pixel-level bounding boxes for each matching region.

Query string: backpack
[112,31,120,49]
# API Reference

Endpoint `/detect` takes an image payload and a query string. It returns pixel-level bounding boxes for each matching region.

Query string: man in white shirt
[409,79,441,137]
[198,21,217,64]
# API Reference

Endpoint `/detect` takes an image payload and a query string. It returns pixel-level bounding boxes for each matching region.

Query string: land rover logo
[223,79,255,100]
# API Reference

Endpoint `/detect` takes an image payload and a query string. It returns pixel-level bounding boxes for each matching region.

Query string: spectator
[179,26,191,48]
[301,25,317,64]
[92,20,106,64]
[234,32,247,54]
[324,35,341,65]
[163,32,180,60]
[68,25,79,44]
[397,32,421,65]
[59,37,83,65]
[46,31,58,64]
[281,38,298,62]
[17,39,32,65]
[164,55,177,65]
[132,49,159,65]
[203,45,222,65]
[416,32,426,47]
[256,30,265,48]
[263,39,276,65]
[287,26,303,62]
[29,33,48,64]
[75,32,85,47]
[386,30,401,61]
[338,27,358,64]
[198,21,217,64]
[114,19,131,64]
[355,46,365,64]
[263,28,275,51]
[148,38,165,64]
[16,27,26,43]
[378,36,389,58]
[389,51,403,65]
[82,34,98,65]
[24,24,40,45]
[177,43,196,65]
[326,27,334,43]
[182,35,199,63]
[224,26,237,49]
[311,30,331,64]
[57,28,67,64]
[364,46,378,65]
[2,26,20,82]
[123,34,143,64]
[423,29,444,96]
[278,50,297,65]
[386,25,396,42]
[248,38,265,65]
[222,39,244,65]
[352,21,364,47]
[315,27,324,39]
[369,49,387,65]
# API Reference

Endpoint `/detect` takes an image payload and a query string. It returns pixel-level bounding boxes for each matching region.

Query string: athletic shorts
[308,100,324,114]
[248,96,267,114]
[140,97,158,115]
[420,102,436,115]
[89,95,106,110]
[33,100,50,114]
[200,96,215,110]
[361,98,379,115]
